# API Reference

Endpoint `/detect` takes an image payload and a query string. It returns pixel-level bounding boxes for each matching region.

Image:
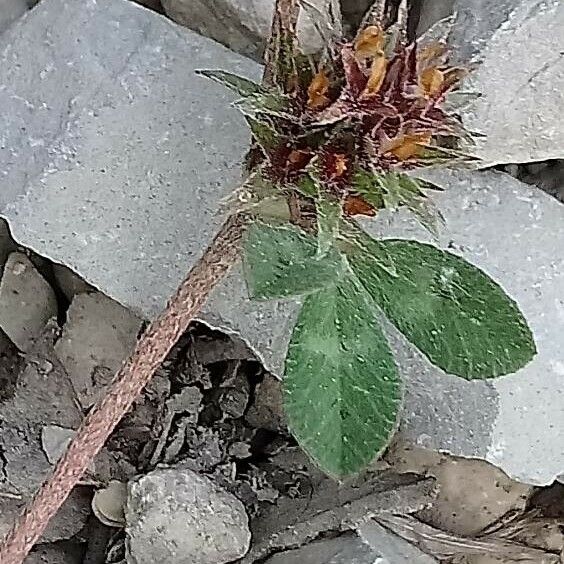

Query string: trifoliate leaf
[284,275,402,477]
[196,69,263,97]
[243,222,344,299]
[346,230,536,379]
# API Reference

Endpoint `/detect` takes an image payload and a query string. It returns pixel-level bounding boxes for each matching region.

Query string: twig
[0,214,247,563]
[374,513,561,562]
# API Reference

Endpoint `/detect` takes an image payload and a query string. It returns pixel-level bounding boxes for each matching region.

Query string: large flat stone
[1,0,563,486]
[418,0,564,166]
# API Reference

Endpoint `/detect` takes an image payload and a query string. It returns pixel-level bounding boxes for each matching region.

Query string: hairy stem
[0,214,247,563]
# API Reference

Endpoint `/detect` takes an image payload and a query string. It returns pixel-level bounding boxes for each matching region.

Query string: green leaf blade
[284,277,402,477]
[196,69,263,97]
[347,232,536,379]
[243,223,344,299]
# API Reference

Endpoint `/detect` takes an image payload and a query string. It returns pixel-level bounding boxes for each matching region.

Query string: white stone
[54,293,142,408]
[126,467,251,564]
[161,0,341,58]
[0,252,57,352]
[461,1,564,165]
[358,520,437,563]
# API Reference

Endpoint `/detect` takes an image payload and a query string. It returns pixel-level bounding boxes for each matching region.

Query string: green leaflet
[284,275,402,477]
[346,230,536,379]
[246,115,282,152]
[353,170,442,236]
[196,69,263,97]
[418,145,480,168]
[243,222,344,299]
[235,92,297,122]
[294,174,319,198]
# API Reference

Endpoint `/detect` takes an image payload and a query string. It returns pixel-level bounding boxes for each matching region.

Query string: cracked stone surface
[0,0,563,487]
[385,443,532,536]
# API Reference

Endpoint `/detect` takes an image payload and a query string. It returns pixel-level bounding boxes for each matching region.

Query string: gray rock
[245,374,286,432]
[52,263,94,301]
[0,488,91,544]
[416,0,455,36]
[0,252,58,352]
[125,467,251,564]
[41,425,76,465]
[25,542,84,564]
[418,0,564,165]
[0,218,16,275]
[0,328,21,402]
[1,0,564,486]
[161,0,341,59]
[0,0,28,33]
[340,0,373,26]
[417,0,516,62]
[263,534,378,564]
[462,0,564,165]
[54,292,142,408]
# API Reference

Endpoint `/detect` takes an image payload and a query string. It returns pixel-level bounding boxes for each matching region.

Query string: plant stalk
[0,213,248,563]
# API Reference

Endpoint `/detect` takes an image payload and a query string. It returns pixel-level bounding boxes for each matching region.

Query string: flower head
[200,12,478,231]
